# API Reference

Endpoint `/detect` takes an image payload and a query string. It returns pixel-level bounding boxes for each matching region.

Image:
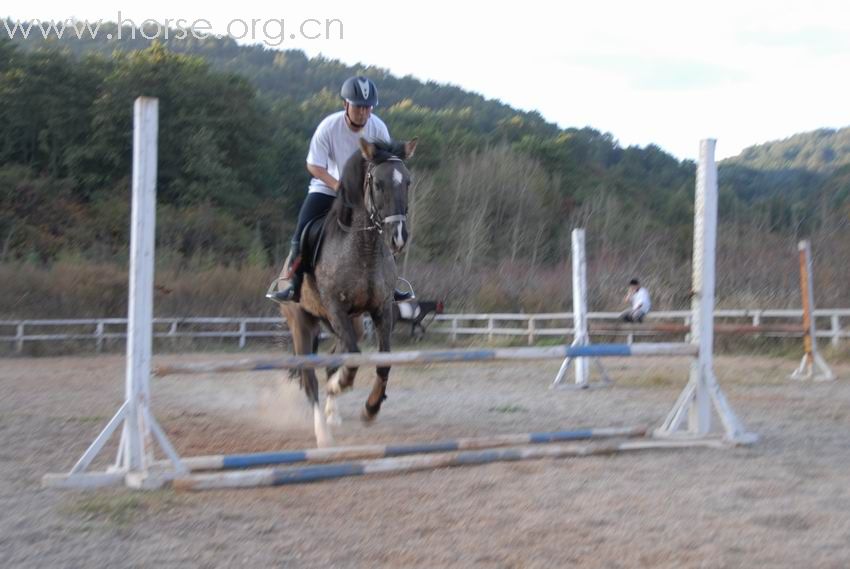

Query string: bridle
[339,157,408,233]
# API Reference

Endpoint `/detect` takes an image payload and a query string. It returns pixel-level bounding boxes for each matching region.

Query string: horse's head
[358,137,418,255]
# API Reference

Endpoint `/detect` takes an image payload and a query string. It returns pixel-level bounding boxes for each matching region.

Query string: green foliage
[2,23,849,290]
[725,128,850,174]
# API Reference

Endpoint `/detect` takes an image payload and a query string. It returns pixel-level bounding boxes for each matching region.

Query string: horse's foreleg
[324,310,360,425]
[304,368,333,446]
[325,339,340,383]
[323,339,343,426]
[363,303,392,422]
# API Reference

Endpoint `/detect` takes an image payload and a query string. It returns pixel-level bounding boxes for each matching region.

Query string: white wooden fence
[2,309,848,354]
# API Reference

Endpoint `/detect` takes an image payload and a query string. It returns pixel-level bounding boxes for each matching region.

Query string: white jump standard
[43,98,188,490]
[654,140,755,443]
[551,228,612,389]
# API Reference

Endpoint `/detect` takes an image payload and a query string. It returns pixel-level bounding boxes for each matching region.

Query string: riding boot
[266,246,303,303]
[275,269,303,303]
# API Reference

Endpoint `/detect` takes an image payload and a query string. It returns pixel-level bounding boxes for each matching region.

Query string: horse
[280,137,417,447]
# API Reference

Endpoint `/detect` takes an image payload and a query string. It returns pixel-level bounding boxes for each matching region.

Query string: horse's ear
[359,138,376,160]
[404,137,418,159]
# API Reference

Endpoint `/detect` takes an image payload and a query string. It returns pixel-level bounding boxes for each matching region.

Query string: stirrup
[265,254,302,304]
[266,280,301,304]
[266,277,285,304]
[266,276,297,304]
[270,286,299,303]
[393,278,416,303]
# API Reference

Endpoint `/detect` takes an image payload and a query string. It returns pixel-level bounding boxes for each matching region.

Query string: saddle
[298,214,327,273]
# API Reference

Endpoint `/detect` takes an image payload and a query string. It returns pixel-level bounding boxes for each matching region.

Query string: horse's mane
[329,139,407,229]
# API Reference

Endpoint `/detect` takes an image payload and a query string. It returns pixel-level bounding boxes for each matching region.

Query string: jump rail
[173,438,727,491]
[154,342,699,376]
[157,426,647,472]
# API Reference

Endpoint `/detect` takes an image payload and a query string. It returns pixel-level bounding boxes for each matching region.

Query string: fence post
[527,317,535,346]
[16,322,25,354]
[831,315,840,348]
[96,322,105,353]
[239,320,247,350]
[487,318,495,342]
[451,318,458,343]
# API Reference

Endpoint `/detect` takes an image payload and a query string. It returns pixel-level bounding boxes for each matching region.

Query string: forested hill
[718,128,850,229]
[723,128,850,175]
[2,23,848,278]
[1,27,696,268]
[7,23,561,141]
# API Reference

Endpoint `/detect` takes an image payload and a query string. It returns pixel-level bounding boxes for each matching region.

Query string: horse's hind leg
[363,302,392,422]
[281,305,333,447]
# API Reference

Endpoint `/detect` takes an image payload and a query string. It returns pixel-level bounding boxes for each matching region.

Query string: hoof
[360,406,379,424]
[360,405,381,425]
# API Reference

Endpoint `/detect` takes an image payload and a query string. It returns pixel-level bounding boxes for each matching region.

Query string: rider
[267,76,415,304]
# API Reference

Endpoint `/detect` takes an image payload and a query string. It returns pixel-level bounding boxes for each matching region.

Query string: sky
[5,0,850,160]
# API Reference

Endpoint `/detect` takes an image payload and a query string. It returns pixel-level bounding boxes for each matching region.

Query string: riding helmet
[340,76,378,107]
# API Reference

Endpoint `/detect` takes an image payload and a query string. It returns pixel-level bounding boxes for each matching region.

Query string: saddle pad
[397,302,421,320]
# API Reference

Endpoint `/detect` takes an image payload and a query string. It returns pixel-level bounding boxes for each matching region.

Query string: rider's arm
[306,163,340,192]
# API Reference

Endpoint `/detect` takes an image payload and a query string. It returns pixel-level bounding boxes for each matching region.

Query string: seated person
[620,278,651,323]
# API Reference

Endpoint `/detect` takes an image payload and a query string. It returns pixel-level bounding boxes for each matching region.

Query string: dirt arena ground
[1,351,849,568]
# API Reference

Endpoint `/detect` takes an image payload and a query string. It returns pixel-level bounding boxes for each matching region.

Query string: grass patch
[59,491,179,527]
[823,344,850,364]
[69,416,109,424]
[489,404,527,414]
[612,372,679,388]
[642,374,675,388]
[60,494,145,526]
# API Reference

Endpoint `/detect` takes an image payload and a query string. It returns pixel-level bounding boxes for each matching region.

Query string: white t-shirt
[631,287,652,313]
[306,110,391,196]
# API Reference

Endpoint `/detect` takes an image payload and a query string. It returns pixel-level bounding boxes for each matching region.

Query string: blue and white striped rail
[171,437,727,491]
[157,426,646,472]
[154,342,698,376]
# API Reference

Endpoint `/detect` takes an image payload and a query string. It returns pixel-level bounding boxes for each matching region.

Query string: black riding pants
[290,192,336,253]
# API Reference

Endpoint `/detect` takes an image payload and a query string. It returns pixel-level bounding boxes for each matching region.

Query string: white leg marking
[327,369,343,395]
[394,222,405,249]
[325,394,342,426]
[313,404,333,448]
